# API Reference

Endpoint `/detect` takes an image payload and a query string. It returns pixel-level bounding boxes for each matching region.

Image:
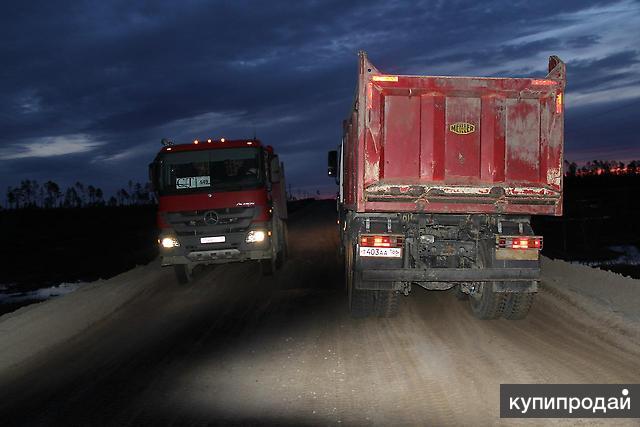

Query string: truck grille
[164,207,258,234]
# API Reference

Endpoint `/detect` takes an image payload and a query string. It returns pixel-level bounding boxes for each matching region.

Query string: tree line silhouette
[4,180,155,209]
[564,159,640,177]
[3,159,638,209]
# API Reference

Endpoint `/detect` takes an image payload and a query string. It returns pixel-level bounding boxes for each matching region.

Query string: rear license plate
[201,236,225,244]
[359,247,402,258]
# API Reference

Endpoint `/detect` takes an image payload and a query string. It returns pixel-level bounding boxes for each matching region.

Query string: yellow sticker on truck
[449,122,476,135]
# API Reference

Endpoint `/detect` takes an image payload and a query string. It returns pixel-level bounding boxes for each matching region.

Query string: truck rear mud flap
[361,267,539,282]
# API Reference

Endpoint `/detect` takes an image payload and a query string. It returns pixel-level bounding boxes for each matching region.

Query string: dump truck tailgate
[347,54,565,215]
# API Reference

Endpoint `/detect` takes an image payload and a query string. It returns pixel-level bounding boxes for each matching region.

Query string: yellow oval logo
[449,122,476,135]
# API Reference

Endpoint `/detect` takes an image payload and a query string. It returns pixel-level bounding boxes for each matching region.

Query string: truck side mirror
[270,157,281,183]
[328,150,338,177]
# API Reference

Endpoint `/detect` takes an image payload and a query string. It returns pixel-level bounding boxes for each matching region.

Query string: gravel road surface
[1,201,639,426]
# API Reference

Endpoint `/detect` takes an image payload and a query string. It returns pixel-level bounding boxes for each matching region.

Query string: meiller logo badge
[449,122,476,135]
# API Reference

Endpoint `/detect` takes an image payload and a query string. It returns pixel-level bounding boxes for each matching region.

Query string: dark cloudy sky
[2,0,639,199]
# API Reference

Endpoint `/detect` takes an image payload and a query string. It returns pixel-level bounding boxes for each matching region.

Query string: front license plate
[359,247,402,258]
[201,236,225,244]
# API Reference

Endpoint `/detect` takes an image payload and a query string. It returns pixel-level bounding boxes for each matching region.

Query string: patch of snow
[605,245,640,266]
[0,283,81,304]
[542,256,640,328]
[0,260,166,375]
[571,244,640,267]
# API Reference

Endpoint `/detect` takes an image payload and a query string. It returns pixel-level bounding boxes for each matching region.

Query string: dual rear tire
[467,282,535,320]
[262,220,288,276]
[174,264,193,285]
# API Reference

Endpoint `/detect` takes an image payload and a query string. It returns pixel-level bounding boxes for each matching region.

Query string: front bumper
[159,226,272,266]
[161,248,272,266]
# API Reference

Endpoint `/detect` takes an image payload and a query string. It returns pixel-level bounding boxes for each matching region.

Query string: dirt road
[1,201,639,425]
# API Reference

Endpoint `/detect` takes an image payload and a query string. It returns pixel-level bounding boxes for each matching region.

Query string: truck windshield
[157,147,263,195]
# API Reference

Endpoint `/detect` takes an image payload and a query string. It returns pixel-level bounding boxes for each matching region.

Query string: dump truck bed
[343,53,565,216]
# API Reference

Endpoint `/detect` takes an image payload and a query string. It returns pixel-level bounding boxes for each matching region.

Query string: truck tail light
[496,236,543,250]
[360,234,404,248]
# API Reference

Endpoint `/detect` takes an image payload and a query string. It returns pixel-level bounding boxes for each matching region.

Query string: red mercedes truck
[329,52,565,319]
[149,138,288,283]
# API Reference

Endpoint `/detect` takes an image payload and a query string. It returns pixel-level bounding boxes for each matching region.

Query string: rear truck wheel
[282,222,289,260]
[276,222,288,269]
[261,253,276,276]
[348,272,376,318]
[346,243,375,318]
[469,282,505,320]
[262,232,278,275]
[174,264,193,285]
[374,290,399,317]
[502,292,535,320]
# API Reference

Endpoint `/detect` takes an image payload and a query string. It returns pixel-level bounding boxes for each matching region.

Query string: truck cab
[149,138,288,283]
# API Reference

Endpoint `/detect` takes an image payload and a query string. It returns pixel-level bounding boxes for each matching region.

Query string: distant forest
[2,159,639,210]
[4,180,154,209]
[564,159,639,177]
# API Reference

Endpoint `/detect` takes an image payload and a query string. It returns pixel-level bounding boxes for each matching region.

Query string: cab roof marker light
[193,139,199,144]
[221,138,225,142]
[207,139,212,143]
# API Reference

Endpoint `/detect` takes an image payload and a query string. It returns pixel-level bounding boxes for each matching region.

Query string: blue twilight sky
[1,0,639,198]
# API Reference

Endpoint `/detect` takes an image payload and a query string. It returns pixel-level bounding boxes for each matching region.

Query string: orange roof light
[193,139,199,144]
[207,139,212,143]
[372,75,398,82]
[220,137,225,142]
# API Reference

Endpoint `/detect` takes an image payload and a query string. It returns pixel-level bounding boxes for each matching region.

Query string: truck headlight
[246,230,266,243]
[161,237,180,248]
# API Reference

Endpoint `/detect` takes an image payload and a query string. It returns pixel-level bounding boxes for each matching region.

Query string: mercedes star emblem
[203,211,219,225]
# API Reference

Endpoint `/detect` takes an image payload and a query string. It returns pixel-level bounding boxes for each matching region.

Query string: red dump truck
[328,52,565,319]
[149,138,288,284]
